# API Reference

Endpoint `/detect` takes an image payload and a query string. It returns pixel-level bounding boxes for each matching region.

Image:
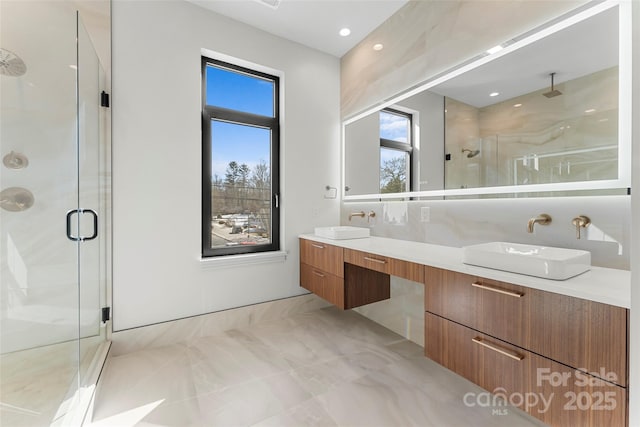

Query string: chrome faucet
[348,211,366,221]
[527,214,552,233]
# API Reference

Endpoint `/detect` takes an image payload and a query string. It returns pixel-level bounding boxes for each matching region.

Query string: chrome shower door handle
[66,209,98,241]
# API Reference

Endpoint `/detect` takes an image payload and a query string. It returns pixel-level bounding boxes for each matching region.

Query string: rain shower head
[0,48,27,77]
[543,72,562,98]
[462,148,480,158]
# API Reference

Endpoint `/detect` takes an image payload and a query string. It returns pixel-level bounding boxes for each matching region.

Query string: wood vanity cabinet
[300,239,344,308]
[344,248,424,282]
[299,238,390,309]
[424,266,629,426]
[426,313,627,427]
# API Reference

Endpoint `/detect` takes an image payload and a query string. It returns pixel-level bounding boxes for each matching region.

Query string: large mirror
[343,1,631,200]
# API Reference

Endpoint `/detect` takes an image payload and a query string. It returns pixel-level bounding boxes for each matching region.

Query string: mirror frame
[342,0,631,201]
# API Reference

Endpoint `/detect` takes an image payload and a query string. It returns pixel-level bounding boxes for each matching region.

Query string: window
[201,57,280,257]
[379,109,412,193]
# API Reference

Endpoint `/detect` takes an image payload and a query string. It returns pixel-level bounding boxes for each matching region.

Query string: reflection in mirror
[444,66,618,189]
[343,2,628,199]
[380,109,412,193]
[345,92,444,197]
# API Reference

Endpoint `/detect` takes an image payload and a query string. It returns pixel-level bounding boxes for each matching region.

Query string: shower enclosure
[1,1,110,425]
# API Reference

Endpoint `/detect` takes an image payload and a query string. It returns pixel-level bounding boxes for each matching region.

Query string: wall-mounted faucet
[571,215,591,239]
[348,211,365,221]
[366,210,376,224]
[527,214,552,233]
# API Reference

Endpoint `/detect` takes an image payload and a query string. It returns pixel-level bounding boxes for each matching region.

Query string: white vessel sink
[314,226,370,240]
[462,242,591,280]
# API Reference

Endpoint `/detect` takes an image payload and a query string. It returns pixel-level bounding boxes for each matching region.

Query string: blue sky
[206,65,274,179]
[211,121,270,179]
[379,111,408,143]
[379,111,409,165]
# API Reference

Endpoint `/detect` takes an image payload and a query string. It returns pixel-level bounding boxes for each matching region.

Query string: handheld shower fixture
[462,148,480,158]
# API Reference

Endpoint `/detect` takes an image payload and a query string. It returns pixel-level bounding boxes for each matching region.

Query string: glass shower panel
[77,13,107,393]
[0,1,81,425]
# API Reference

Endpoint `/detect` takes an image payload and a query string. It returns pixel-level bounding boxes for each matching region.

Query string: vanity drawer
[425,267,529,347]
[344,249,390,274]
[344,249,423,282]
[425,313,627,427]
[300,262,344,309]
[389,258,424,283]
[425,266,628,386]
[425,312,528,401]
[299,238,344,277]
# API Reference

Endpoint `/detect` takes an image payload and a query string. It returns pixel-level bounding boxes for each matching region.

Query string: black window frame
[379,108,413,193]
[201,56,280,257]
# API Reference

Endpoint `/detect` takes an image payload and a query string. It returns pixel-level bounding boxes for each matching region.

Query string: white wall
[111,0,340,331]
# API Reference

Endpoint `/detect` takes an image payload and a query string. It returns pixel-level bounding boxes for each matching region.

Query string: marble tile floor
[89,307,547,427]
[1,338,100,427]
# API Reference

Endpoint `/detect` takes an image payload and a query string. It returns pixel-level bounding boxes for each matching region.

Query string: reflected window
[201,57,280,257]
[379,109,412,193]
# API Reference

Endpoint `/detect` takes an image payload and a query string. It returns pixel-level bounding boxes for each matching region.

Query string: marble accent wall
[341,0,586,119]
[339,0,628,350]
[353,277,424,347]
[342,196,630,346]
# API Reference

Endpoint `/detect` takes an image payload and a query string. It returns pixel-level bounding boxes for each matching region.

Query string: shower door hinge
[101,91,110,108]
[101,306,111,323]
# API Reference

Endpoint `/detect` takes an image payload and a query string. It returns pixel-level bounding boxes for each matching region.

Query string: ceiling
[185,0,408,57]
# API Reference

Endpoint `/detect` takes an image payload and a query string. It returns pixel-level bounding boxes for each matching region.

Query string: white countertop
[299,234,631,309]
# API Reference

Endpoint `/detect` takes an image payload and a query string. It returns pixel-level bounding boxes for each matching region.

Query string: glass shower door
[0,4,109,425]
[73,13,110,421]
[59,13,110,424]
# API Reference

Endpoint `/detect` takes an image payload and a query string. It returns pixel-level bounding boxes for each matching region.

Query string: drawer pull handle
[472,337,524,361]
[311,244,325,249]
[471,282,523,298]
[312,271,325,278]
[363,256,387,265]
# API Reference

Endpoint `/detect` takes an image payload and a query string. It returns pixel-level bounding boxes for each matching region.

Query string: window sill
[200,250,288,270]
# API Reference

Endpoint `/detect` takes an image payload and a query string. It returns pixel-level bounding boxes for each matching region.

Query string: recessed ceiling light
[339,28,351,37]
[513,103,522,108]
[585,108,596,113]
[373,43,384,51]
[489,92,500,97]
[486,45,503,55]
